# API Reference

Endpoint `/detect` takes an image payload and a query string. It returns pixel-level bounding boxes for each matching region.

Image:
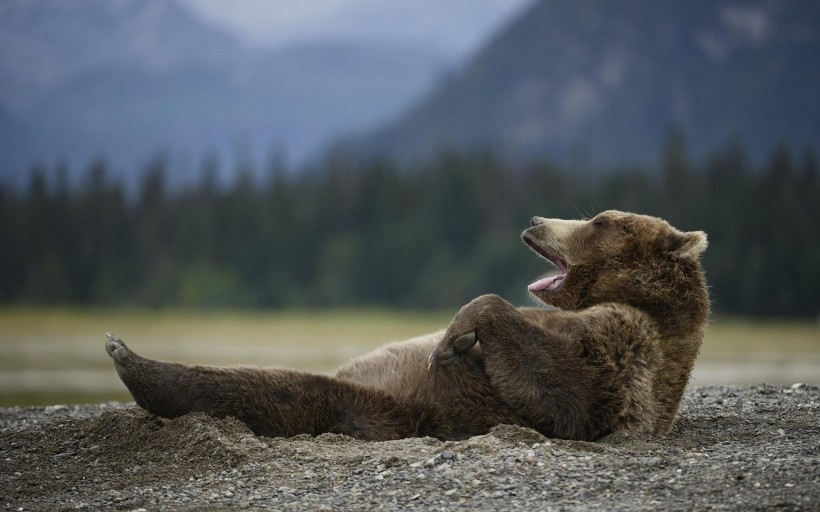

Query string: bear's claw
[428,348,454,368]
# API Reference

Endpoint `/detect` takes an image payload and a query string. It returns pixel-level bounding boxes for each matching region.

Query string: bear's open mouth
[523,237,569,292]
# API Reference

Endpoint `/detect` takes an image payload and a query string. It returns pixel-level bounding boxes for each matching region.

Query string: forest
[1,135,818,317]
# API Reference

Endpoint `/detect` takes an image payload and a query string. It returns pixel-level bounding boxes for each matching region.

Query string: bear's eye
[592,217,607,227]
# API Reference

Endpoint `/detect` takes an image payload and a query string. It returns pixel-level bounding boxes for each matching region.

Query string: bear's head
[521,210,708,316]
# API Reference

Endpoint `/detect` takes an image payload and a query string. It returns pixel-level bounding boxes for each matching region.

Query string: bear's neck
[574,257,710,339]
[631,260,710,341]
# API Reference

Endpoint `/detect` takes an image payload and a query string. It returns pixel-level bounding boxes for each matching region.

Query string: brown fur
[105,210,709,441]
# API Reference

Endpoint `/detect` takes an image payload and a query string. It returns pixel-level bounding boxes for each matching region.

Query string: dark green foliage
[1,141,818,317]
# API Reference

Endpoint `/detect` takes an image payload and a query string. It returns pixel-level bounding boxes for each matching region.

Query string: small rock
[441,450,455,460]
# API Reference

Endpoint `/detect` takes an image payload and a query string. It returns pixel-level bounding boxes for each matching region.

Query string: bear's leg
[429,295,597,440]
[105,333,414,440]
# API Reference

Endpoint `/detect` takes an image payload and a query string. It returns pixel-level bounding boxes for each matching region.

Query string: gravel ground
[1,384,817,511]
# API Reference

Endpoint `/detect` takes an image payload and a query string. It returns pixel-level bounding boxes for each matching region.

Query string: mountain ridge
[344,0,820,167]
[0,0,448,186]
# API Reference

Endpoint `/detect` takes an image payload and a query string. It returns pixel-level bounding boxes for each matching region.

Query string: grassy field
[0,308,817,407]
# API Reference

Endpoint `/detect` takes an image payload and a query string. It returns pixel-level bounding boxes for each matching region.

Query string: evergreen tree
[2,140,818,317]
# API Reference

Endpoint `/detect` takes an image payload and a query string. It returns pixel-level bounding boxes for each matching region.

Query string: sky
[177,0,535,59]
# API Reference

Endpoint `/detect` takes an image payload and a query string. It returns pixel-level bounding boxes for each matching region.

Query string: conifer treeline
[1,140,818,317]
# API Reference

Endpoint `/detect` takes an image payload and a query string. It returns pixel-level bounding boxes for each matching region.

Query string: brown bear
[105,210,709,441]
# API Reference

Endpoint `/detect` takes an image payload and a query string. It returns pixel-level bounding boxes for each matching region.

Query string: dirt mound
[1,385,817,511]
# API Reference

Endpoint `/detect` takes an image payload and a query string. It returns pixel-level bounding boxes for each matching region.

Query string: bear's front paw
[428,330,478,368]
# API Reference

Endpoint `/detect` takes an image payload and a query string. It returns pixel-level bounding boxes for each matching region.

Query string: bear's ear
[670,230,708,258]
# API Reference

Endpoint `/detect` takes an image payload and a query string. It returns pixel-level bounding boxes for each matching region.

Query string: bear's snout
[529,216,546,227]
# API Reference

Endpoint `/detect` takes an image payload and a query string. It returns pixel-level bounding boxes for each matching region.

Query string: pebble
[2,386,817,511]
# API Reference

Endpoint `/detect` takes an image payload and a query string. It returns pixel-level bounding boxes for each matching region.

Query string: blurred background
[1,0,818,406]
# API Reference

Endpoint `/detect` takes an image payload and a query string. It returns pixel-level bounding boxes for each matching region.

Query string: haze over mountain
[3,0,818,187]
[346,0,820,167]
[0,0,458,185]
[178,0,533,59]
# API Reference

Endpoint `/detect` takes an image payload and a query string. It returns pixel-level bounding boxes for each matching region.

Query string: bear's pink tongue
[528,274,565,292]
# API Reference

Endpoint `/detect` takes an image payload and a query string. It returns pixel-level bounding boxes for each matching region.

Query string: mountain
[0,0,235,109]
[346,0,820,166]
[0,0,447,186]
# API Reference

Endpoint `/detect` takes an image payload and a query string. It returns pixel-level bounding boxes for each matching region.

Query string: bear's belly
[335,331,526,439]
[334,331,443,401]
